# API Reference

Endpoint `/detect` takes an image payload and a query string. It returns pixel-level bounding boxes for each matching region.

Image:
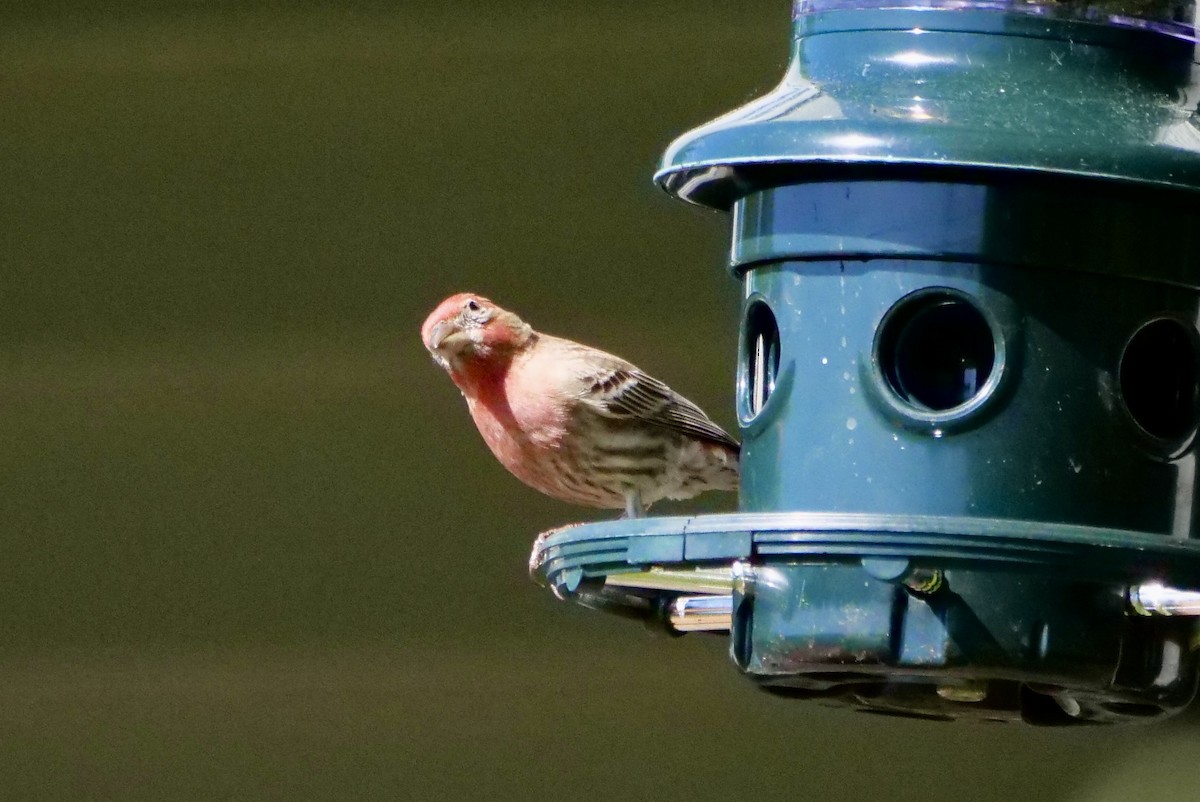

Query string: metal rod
[606,567,732,594]
[669,594,732,632]
[1128,582,1200,616]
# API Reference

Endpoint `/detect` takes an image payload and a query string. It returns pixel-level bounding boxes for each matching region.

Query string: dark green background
[2,2,1196,798]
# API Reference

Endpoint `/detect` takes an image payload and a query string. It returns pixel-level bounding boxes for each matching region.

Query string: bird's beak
[427,319,458,351]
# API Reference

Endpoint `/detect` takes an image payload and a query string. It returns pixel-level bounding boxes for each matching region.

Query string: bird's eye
[466,299,481,313]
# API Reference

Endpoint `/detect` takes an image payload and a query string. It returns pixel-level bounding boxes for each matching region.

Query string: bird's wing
[573,355,740,450]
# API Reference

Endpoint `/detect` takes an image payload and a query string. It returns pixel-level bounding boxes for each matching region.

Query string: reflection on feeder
[1129,582,1200,617]
[669,595,733,632]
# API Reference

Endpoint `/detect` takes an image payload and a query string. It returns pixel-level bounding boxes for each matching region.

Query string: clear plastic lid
[794,0,1200,41]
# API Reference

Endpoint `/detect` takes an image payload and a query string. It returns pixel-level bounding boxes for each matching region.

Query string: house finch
[421,293,739,517]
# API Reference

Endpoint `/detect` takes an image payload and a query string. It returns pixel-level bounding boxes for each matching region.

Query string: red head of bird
[421,293,534,382]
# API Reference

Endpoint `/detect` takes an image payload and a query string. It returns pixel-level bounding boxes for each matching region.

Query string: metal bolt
[904,568,944,595]
[861,558,944,595]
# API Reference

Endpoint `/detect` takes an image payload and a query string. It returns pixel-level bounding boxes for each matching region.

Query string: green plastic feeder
[529,0,1200,724]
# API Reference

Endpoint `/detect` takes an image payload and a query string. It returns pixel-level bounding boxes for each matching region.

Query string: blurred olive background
[2,1,1197,799]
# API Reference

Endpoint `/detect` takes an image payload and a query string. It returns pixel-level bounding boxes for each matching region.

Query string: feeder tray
[530,513,1200,724]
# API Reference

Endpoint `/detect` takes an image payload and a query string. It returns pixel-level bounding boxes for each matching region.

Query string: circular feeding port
[744,300,781,419]
[1119,318,1200,443]
[877,290,996,414]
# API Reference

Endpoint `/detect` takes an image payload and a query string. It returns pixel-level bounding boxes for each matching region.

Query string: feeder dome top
[656,7,1200,210]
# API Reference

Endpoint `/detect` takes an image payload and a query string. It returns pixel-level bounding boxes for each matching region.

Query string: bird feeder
[529,0,1200,724]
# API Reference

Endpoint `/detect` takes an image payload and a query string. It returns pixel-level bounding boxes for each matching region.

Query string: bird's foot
[621,489,646,520]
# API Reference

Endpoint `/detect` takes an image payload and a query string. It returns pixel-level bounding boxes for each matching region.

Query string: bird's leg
[622,489,645,519]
